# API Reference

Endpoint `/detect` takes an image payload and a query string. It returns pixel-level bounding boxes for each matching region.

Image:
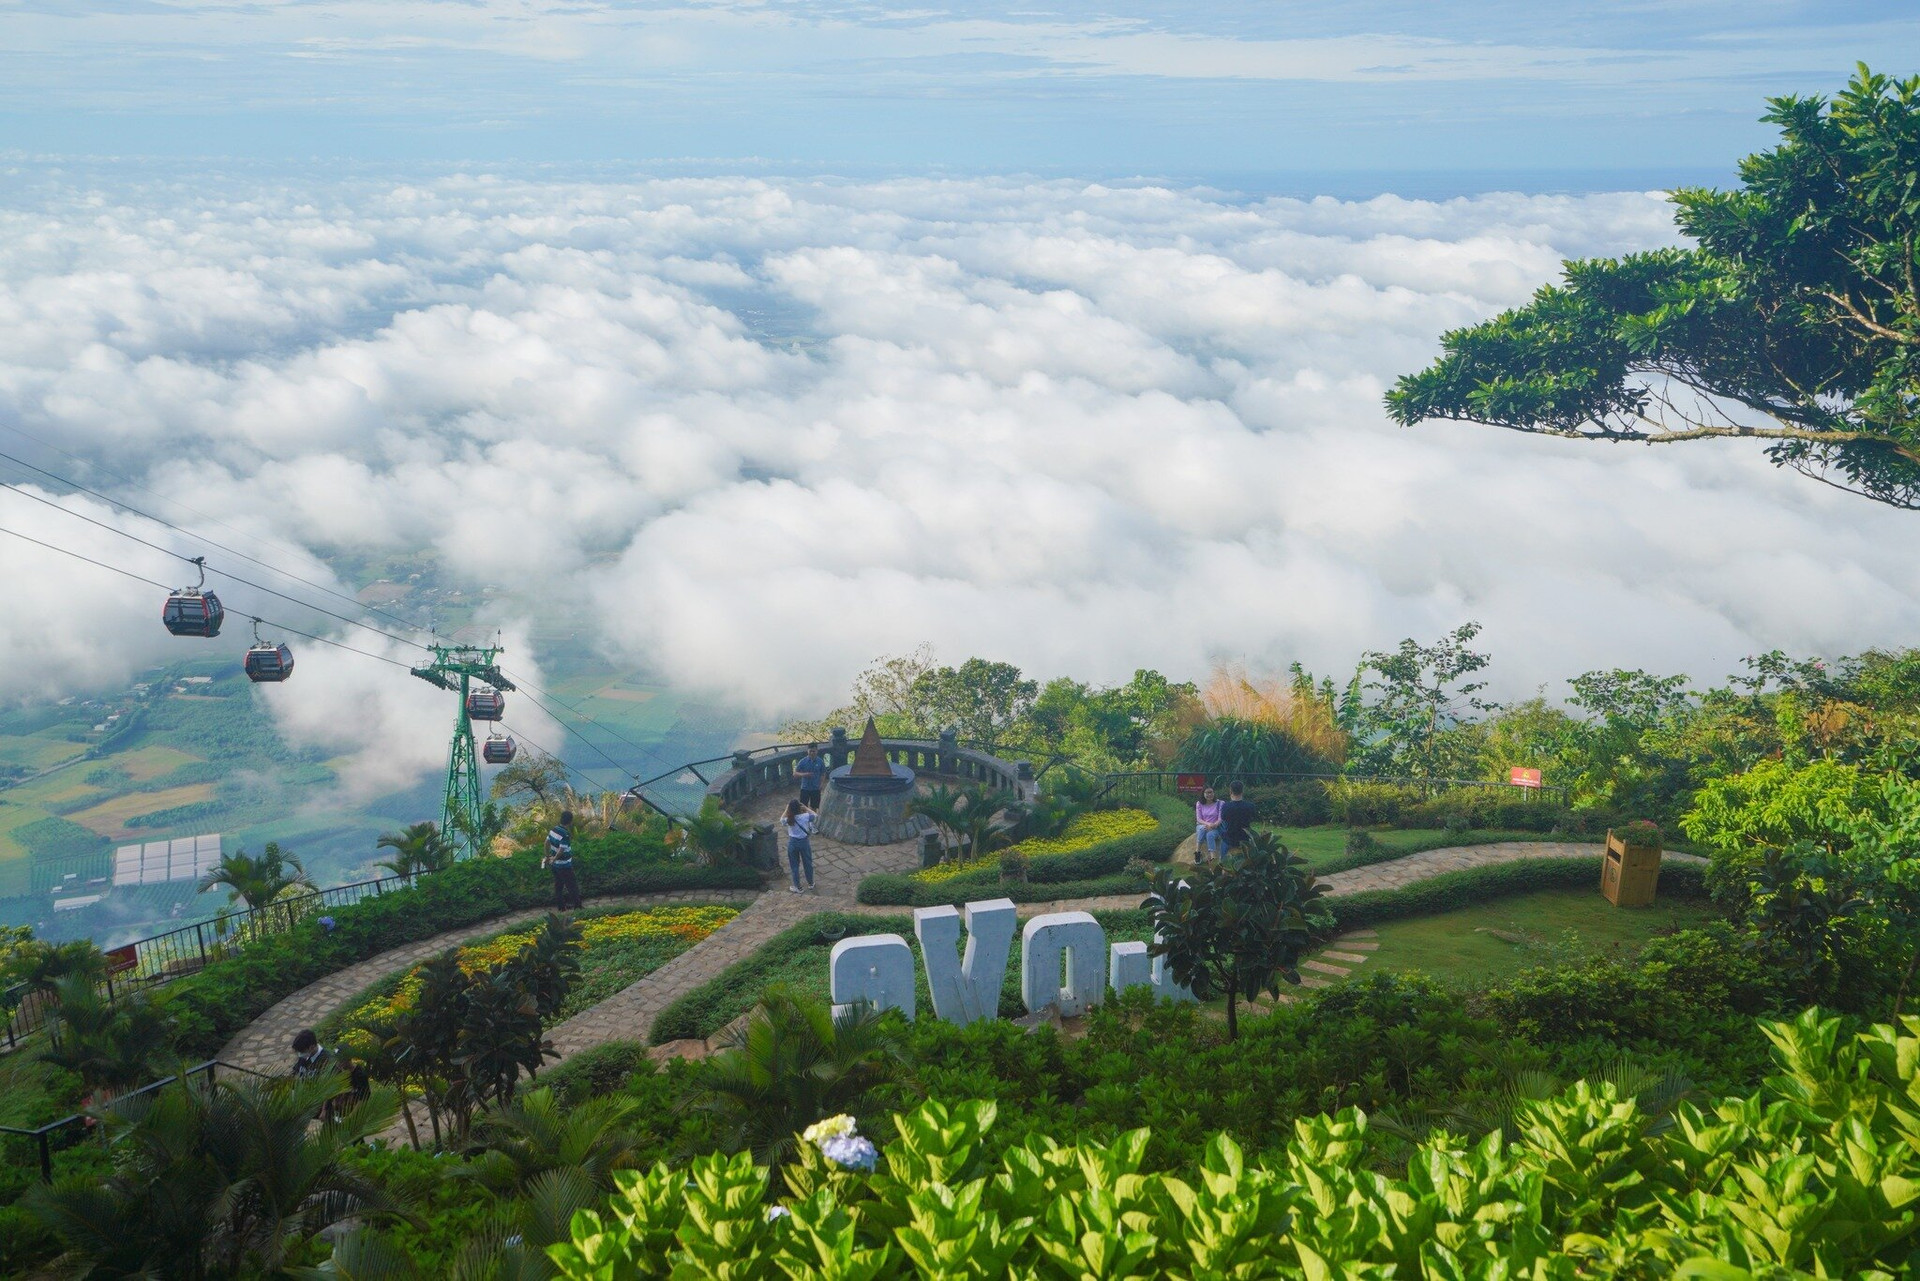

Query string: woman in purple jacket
[1194,786,1225,862]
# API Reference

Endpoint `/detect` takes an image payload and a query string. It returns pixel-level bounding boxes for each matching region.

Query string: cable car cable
[0,479,432,652]
[0,520,416,671]
[494,666,683,777]
[0,446,434,642]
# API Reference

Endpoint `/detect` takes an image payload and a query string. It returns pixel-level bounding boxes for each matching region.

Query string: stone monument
[817,718,925,845]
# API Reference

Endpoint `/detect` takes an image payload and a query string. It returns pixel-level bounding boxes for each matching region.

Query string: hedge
[159,835,762,1058]
[1325,855,1709,931]
[857,870,1144,908]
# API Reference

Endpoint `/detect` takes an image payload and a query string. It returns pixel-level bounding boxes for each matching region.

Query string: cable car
[482,733,517,765]
[162,557,224,638]
[243,642,294,683]
[466,687,506,721]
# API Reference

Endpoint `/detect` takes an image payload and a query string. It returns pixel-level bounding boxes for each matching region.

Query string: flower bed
[332,905,739,1055]
[912,808,1159,884]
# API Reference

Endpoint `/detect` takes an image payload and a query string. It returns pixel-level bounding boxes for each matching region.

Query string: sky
[0,5,1915,799]
[3,2,1918,182]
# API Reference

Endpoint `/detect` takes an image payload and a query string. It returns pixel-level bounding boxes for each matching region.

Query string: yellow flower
[910,808,1159,883]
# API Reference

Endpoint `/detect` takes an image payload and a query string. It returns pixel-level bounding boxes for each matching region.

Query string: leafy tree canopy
[1388,66,1920,508]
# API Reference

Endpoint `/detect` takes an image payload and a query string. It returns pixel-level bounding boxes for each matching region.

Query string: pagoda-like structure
[817,718,924,844]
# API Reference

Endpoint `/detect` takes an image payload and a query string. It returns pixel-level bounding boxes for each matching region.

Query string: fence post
[195,922,208,968]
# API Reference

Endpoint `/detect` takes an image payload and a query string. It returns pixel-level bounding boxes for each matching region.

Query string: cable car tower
[409,643,516,858]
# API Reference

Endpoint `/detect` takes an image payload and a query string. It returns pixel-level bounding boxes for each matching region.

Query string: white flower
[766,1206,792,1223]
[801,1114,857,1145]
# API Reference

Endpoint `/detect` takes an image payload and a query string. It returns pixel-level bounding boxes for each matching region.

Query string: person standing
[290,1028,333,1081]
[783,798,816,893]
[1220,782,1257,852]
[1193,786,1225,862]
[795,743,826,810]
[544,810,582,911]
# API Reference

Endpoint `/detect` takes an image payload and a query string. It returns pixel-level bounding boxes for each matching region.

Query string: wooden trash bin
[1601,829,1663,907]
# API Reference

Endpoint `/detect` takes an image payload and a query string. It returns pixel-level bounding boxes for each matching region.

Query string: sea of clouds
[0,169,1915,791]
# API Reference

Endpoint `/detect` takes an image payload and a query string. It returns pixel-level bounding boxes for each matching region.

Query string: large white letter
[1021,911,1108,1017]
[830,935,915,1020]
[1109,941,1151,993]
[1150,934,1197,1003]
[915,898,1017,1026]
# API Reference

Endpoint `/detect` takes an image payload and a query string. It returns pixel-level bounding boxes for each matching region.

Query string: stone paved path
[543,796,923,1058]
[216,888,758,1075]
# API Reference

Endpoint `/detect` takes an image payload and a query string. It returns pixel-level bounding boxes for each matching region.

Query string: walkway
[215,887,759,1075]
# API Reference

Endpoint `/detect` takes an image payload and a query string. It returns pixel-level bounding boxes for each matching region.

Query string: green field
[1357,889,1721,986]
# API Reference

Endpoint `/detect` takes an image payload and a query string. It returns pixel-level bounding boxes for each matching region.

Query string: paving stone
[1320,950,1368,964]
[1301,959,1350,977]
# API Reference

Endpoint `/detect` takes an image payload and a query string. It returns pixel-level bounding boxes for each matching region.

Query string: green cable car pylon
[410,643,516,858]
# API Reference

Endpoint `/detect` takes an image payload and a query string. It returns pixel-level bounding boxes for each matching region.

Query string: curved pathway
[220,831,1708,1074]
[216,888,759,1075]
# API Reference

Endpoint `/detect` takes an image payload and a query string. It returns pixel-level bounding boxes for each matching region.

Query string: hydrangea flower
[801,1114,857,1145]
[766,1206,792,1223]
[318,916,336,931]
[818,1134,878,1171]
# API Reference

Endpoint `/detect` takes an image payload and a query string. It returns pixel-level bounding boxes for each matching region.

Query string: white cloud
[0,171,1913,799]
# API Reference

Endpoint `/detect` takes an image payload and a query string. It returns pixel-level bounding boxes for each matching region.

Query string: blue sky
[4,2,1917,184]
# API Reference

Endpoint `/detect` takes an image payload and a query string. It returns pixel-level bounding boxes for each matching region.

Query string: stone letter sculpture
[829,934,915,1020]
[1021,910,1108,1017]
[914,898,1017,1026]
[1108,936,1197,1003]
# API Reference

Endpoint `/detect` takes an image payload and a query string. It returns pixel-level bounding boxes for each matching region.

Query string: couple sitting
[1193,781,1255,861]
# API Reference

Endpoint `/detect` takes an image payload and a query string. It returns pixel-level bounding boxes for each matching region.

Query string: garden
[13,69,1920,1269]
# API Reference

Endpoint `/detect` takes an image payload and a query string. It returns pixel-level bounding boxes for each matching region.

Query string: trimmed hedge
[159,835,762,1058]
[540,1039,656,1107]
[857,870,1143,908]
[1326,856,1708,932]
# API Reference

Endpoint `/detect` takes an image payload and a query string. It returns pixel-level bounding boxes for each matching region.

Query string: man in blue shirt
[795,743,826,810]
[544,810,581,911]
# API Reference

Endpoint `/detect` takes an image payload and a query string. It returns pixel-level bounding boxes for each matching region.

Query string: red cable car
[163,558,224,638]
[482,733,517,764]
[466,687,505,721]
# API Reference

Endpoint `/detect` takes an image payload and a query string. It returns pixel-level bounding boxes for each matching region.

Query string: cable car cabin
[466,688,506,721]
[482,734,517,765]
[243,642,294,683]
[162,590,225,638]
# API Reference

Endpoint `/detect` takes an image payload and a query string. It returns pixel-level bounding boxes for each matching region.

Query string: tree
[909,659,1038,750]
[908,783,968,859]
[1144,831,1329,1039]
[956,786,1018,862]
[1348,623,1497,779]
[492,749,570,808]
[24,1072,400,1278]
[375,821,455,883]
[38,975,174,1100]
[1388,66,1920,509]
[197,841,308,913]
[450,800,512,856]
[680,985,903,1173]
[784,645,941,740]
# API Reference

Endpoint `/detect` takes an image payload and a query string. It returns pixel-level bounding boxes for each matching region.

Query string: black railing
[1096,770,1571,805]
[0,1058,271,1183]
[3,872,407,1050]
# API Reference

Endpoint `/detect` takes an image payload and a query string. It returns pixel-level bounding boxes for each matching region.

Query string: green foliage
[541,1040,655,1108]
[908,659,1037,751]
[24,1071,400,1277]
[681,987,906,1172]
[1146,831,1330,1038]
[551,1006,1920,1277]
[1389,67,1920,510]
[197,840,310,912]
[1326,856,1710,933]
[671,796,754,867]
[1346,622,1498,778]
[1173,716,1334,778]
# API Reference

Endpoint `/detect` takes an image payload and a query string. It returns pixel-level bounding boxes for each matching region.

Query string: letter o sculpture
[1021,910,1107,1018]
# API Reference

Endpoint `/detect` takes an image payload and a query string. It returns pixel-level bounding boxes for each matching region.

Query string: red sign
[103,944,138,974]
[1174,773,1208,797]
[1509,766,1543,789]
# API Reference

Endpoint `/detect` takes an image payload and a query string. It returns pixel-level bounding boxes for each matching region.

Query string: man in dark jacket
[1220,782,1257,852]
[544,810,582,911]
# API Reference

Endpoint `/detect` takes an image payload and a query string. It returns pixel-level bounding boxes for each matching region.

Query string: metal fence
[0,1058,269,1183]
[3,871,408,1050]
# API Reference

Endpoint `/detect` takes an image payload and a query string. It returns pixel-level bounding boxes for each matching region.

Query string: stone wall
[706,728,1035,813]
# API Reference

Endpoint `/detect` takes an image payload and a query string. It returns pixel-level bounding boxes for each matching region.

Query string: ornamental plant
[544,1009,1920,1278]
[912,808,1157,884]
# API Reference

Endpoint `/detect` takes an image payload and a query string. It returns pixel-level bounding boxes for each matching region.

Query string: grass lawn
[1358,889,1722,987]
[1272,826,1556,876]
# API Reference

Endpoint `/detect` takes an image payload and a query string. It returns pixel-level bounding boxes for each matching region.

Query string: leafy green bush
[539,1039,657,1107]
[1324,781,1427,826]
[857,870,1144,908]
[159,835,759,1058]
[1242,780,1332,826]
[554,1008,1920,1277]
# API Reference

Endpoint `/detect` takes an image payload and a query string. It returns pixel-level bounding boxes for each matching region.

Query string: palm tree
[197,841,309,912]
[669,797,752,867]
[680,985,903,1172]
[958,786,1019,862]
[24,1071,402,1277]
[461,1086,644,1197]
[38,974,174,1100]
[375,821,454,883]
[909,784,967,859]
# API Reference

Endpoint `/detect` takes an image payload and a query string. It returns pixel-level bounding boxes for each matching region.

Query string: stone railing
[706,728,1035,812]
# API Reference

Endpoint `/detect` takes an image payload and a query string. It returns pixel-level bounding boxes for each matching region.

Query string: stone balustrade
[706,728,1035,812]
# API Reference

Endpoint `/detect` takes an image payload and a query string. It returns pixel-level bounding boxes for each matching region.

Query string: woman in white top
[782,799,817,893]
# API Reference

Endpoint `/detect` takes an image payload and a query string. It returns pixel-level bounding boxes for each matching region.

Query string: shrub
[1242,780,1332,826]
[1343,828,1379,859]
[910,808,1159,884]
[551,1009,1920,1278]
[1325,781,1426,826]
[540,1040,656,1107]
[1325,856,1710,933]
[158,836,759,1059]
